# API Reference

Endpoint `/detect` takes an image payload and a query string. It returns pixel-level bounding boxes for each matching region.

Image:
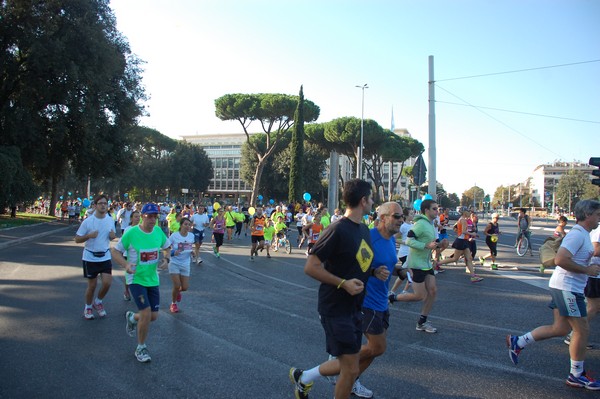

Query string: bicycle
[516,230,530,257]
[273,229,292,254]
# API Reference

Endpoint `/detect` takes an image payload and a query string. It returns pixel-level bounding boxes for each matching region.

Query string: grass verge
[0,213,57,229]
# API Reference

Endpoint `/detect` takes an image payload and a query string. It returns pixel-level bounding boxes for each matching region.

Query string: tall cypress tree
[288,85,305,203]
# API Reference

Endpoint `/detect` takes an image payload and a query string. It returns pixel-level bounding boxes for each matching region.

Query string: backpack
[539,236,563,267]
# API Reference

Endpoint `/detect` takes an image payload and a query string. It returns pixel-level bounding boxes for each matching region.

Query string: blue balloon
[82,198,91,207]
[77,197,81,202]
[258,195,263,200]
[413,199,423,211]
[60,196,63,200]
[124,193,128,198]
[303,192,311,201]
[423,194,433,201]
[269,199,274,204]
[68,192,72,196]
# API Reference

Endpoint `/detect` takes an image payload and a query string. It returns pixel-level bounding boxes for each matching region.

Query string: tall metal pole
[428,56,437,198]
[356,84,368,179]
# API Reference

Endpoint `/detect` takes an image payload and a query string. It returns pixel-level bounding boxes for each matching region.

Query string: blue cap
[141,203,160,214]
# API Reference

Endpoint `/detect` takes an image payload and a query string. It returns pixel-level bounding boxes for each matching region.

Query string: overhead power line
[434,84,563,158]
[436,59,600,82]
[434,101,600,124]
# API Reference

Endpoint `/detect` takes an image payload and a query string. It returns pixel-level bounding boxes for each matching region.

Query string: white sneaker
[352,379,373,398]
[416,321,437,333]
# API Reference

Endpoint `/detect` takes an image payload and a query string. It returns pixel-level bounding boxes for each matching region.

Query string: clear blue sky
[110,0,600,197]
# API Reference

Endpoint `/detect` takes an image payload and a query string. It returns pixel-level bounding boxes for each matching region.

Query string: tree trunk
[251,159,267,207]
[49,175,59,217]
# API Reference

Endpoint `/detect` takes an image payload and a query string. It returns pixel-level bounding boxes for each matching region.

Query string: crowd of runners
[68,186,600,397]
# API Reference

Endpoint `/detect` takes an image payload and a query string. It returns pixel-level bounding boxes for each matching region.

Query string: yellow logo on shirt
[356,239,373,272]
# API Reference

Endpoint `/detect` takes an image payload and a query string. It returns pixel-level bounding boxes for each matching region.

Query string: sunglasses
[387,214,403,220]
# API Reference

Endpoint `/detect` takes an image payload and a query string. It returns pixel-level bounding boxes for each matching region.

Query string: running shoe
[416,321,437,333]
[125,311,136,337]
[135,346,151,363]
[169,303,179,313]
[83,308,94,320]
[566,371,600,390]
[123,291,131,301]
[491,264,498,271]
[176,291,182,302]
[267,254,272,258]
[289,367,313,399]
[216,252,220,258]
[506,334,522,365]
[563,333,593,349]
[352,379,373,398]
[434,265,445,273]
[479,256,485,265]
[470,275,484,283]
[250,256,254,261]
[93,302,107,317]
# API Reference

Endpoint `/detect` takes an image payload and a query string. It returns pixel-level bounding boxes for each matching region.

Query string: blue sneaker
[506,335,522,365]
[566,371,600,390]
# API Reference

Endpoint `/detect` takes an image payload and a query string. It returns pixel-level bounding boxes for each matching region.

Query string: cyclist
[272,215,288,252]
[516,208,533,256]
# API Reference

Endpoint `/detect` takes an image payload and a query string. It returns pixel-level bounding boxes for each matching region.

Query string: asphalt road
[0,218,595,399]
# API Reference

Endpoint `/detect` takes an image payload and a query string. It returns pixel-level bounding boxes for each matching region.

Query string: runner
[435,209,483,282]
[249,207,266,261]
[75,194,116,320]
[390,207,413,294]
[117,202,133,235]
[299,208,314,249]
[480,213,501,270]
[122,210,141,301]
[209,208,226,258]
[289,179,374,399]
[224,205,236,240]
[191,205,209,264]
[306,214,323,257]
[167,217,194,313]
[507,200,600,390]
[111,203,170,363]
[388,199,449,333]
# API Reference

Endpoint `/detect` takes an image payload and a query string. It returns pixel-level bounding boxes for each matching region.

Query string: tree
[288,86,305,204]
[0,0,145,215]
[0,146,37,214]
[215,93,320,206]
[461,186,485,209]
[382,135,424,201]
[556,170,598,211]
[239,131,327,202]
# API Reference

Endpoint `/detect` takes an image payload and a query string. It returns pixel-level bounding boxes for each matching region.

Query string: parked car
[447,210,460,220]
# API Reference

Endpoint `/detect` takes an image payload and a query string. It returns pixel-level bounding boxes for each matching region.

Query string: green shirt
[117,225,169,287]
[263,225,275,241]
[274,221,287,234]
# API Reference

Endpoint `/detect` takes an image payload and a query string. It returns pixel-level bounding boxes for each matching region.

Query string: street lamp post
[356,84,368,179]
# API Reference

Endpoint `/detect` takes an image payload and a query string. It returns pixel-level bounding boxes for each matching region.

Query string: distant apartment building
[530,161,595,208]
[182,133,252,203]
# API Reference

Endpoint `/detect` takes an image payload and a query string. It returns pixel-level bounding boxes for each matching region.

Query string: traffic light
[591,157,600,186]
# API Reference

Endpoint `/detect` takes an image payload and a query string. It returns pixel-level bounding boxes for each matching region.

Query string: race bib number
[312,233,320,240]
[139,249,159,265]
[255,225,263,231]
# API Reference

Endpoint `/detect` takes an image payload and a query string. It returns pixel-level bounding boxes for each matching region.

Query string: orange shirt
[251,215,266,236]
[309,223,323,243]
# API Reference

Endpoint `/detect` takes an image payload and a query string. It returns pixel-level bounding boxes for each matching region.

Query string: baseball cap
[141,203,160,214]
